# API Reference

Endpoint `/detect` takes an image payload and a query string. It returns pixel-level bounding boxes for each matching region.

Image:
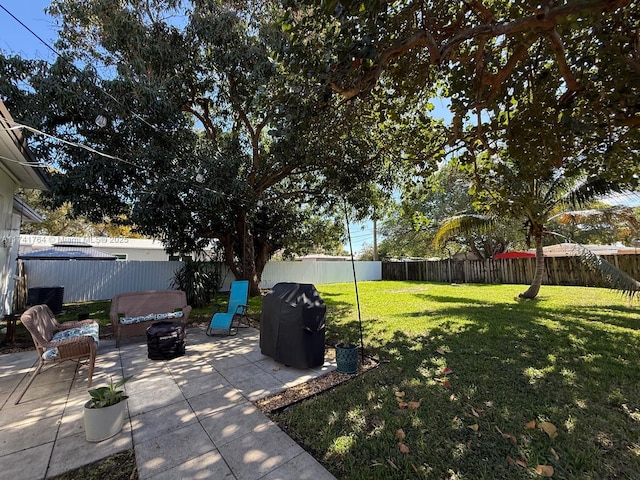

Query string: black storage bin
[260,282,326,369]
[28,286,64,314]
[146,321,186,360]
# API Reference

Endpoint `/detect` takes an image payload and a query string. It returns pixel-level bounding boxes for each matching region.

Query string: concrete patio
[0,326,337,480]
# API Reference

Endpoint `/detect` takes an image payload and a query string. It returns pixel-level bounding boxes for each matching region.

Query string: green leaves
[87,376,132,409]
[433,214,494,249]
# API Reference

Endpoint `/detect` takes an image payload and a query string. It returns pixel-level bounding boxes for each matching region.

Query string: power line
[0,2,159,132]
[0,3,59,58]
[1,121,229,198]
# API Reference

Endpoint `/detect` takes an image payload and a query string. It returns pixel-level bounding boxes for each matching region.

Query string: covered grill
[260,282,326,369]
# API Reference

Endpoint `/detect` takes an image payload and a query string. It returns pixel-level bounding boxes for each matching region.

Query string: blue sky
[0,1,58,60]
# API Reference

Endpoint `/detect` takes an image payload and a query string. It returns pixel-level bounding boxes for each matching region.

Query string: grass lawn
[272,281,640,480]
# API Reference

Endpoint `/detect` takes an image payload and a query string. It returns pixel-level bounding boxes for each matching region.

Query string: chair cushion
[42,323,100,361]
[120,310,184,325]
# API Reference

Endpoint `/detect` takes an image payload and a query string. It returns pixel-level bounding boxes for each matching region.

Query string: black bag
[146,321,186,360]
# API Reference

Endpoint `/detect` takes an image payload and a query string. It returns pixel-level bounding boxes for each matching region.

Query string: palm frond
[564,178,624,209]
[550,206,638,227]
[433,214,493,249]
[572,243,640,299]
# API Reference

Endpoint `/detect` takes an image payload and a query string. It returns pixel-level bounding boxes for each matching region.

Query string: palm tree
[434,173,640,299]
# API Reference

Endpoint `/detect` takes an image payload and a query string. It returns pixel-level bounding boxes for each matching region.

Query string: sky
[0,1,58,61]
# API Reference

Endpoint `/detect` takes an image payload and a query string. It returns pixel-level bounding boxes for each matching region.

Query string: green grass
[273,281,640,480]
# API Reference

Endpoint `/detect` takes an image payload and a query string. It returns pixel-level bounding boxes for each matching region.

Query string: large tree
[1,0,433,295]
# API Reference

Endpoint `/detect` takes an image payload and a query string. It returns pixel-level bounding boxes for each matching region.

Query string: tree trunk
[237,214,261,297]
[519,228,545,299]
[218,214,267,297]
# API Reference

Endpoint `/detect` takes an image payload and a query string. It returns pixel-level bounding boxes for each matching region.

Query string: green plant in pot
[84,376,132,442]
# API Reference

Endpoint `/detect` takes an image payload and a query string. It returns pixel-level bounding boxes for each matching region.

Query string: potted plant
[83,376,132,442]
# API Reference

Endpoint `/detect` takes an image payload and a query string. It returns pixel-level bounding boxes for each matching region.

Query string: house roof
[0,100,49,190]
[19,243,117,261]
[541,243,638,256]
[13,196,43,223]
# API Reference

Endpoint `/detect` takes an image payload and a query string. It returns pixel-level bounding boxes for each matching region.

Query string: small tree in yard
[432,70,640,298]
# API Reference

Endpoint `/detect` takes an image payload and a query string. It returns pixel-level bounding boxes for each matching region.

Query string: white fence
[21,260,382,303]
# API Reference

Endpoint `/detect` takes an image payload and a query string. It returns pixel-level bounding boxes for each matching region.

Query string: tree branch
[334,0,632,100]
[546,30,583,91]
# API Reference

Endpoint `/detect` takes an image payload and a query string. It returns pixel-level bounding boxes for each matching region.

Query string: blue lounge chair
[206,280,249,336]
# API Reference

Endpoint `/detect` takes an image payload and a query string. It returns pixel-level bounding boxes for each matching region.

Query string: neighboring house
[0,100,49,317]
[20,235,216,261]
[18,242,116,261]
[540,242,639,257]
[298,254,351,262]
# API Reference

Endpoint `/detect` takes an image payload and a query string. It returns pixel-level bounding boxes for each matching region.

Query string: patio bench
[110,290,192,347]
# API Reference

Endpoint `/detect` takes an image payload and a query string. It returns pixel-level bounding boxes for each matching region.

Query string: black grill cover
[260,283,326,369]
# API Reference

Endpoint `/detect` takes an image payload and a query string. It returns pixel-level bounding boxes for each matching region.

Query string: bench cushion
[42,323,100,361]
[120,310,184,325]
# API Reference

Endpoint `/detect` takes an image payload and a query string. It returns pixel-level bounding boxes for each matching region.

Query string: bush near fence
[382,255,640,287]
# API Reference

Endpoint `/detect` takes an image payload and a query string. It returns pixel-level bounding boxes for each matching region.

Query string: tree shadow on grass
[276,300,640,480]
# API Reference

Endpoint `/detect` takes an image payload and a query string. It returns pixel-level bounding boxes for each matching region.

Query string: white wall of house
[0,100,49,317]
[0,173,15,316]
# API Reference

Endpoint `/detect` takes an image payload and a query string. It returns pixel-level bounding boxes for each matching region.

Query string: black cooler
[146,321,186,360]
[260,282,326,369]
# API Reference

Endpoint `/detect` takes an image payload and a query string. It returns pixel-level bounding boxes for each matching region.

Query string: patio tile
[167,359,216,380]
[176,371,230,399]
[255,359,317,386]
[117,342,149,357]
[126,373,177,395]
[200,402,272,448]
[0,414,61,456]
[131,399,197,444]
[218,362,270,383]
[0,351,36,378]
[148,450,235,480]
[188,386,247,418]
[230,375,286,402]
[259,451,336,480]
[135,422,213,479]
[47,425,133,478]
[0,443,52,480]
[208,353,251,370]
[0,394,67,427]
[126,382,185,417]
[57,397,86,439]
[241,349,270,363]
[217,423,305,480]
[0,375,23,406]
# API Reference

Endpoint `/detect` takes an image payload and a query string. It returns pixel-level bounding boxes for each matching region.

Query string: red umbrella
[493,251,537,259]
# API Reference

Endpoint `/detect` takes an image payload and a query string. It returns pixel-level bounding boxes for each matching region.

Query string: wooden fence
[382,254,640,287]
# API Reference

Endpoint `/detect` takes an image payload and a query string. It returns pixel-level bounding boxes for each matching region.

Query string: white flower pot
[83,399,128,442]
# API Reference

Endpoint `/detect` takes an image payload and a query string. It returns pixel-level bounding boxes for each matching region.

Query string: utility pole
[373,217,378,261]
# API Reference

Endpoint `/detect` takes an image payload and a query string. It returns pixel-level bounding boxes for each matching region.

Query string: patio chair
[206,280,249,336]
[14,304,98,404]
